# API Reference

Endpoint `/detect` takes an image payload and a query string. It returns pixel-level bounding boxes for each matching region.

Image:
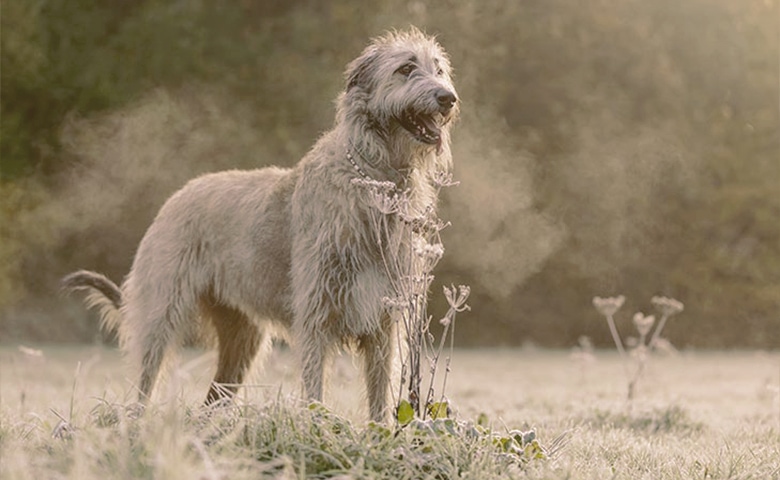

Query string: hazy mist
[2,0,777,347]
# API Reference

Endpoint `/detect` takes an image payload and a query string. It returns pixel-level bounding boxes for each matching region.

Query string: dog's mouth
[398,110,442,146]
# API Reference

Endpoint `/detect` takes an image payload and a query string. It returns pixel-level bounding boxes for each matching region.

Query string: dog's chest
[326,201,404,275]
[322,206,412,335]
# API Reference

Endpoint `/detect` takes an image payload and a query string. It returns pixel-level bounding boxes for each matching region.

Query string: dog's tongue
[419,115,440,138]
[419,115,443,153]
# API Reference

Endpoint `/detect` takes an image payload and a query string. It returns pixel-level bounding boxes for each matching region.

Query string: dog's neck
[346,139,444,222]
[347,142,410,189]
[339,111,452,220]
[345,127,444,185]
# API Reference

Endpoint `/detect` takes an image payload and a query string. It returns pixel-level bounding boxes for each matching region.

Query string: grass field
[1,344,778,479]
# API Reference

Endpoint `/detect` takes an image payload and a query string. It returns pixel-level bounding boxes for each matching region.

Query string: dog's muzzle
[398,88,457,147]
[435,88,457,115]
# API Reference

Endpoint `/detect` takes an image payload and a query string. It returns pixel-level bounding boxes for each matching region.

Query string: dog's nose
[435,89,457,111]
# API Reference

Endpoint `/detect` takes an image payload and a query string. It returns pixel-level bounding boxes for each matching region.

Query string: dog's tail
[61,270,123,333]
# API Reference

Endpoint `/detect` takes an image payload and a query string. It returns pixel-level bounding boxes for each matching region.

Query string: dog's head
[340,28,459,153]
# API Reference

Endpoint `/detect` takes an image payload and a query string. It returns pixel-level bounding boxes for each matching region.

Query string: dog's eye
[436,68,444,76]
[397,63,415,77]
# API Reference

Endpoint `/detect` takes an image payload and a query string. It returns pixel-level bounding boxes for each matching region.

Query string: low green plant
[32,397,559,478]
[239,401,561,474]
[592,295,684,402]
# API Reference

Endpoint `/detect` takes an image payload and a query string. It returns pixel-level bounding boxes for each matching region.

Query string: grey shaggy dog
[63,28,458,422]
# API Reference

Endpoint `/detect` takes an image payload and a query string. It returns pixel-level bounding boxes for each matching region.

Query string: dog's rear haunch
[63,28,458,422]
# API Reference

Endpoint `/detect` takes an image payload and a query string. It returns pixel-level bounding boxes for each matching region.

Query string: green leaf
[427,402,449,419]
[307,402,329,413]
[493,436,512,452]
[524,439,547,460]
[510,429,536,446]
[396,399,414,425]
[366,421,392,439]
[476,412,490,427]
[442,418,458,436]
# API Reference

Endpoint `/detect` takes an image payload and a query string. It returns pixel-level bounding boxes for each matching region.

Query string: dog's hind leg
[132,322,177,404]
[202,300,265,405]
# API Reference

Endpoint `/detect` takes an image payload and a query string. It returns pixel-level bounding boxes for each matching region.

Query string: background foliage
[1,0,778,347]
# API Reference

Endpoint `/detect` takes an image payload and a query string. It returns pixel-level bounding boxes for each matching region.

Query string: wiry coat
[63,28,458,422]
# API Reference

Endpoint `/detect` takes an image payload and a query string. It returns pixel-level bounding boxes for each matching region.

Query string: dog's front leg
[359,328,393,423]
[300,334,327,403]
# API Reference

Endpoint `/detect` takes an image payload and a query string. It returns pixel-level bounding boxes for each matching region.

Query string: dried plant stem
[425,318,450,407]
[648,313,670,349]
[423,298,463,413]
[408,294,424,414]
[627,350,647,402]
[594,295,683,405]
[605,314,629,377]
[356,176,467,421]
[437,314,457,407]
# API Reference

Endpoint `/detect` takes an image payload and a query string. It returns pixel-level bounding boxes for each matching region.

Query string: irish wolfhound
[63,28,458,422]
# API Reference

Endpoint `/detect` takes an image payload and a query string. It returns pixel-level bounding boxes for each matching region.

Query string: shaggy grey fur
[63,28,458,422]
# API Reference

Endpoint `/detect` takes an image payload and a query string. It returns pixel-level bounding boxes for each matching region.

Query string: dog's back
[125,167,297,327]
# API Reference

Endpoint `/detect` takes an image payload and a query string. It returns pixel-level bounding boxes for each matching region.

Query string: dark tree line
[1,0,778,347]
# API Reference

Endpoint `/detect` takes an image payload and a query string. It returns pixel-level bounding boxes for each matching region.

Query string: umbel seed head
[592,295,625,317]
[651,296,684,317]
[632,312,655,337]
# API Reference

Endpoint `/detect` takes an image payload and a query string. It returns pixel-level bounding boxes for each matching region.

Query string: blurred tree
[0,0,777,347]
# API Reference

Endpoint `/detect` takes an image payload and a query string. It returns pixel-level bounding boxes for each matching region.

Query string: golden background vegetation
[1,0,778,347]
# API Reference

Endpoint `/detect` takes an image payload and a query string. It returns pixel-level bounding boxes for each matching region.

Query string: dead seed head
[651,296,684,317]
[444,284,471,312]
[632,312,655,337]
[431,170,460,188]
[382,296,408,314]
[592,295,625,317]
[414,238,445,270]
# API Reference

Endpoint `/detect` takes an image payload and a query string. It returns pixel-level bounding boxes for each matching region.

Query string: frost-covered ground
[2,345,778,479]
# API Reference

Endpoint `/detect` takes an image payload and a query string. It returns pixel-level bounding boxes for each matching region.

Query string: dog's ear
[345,47,378,91]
